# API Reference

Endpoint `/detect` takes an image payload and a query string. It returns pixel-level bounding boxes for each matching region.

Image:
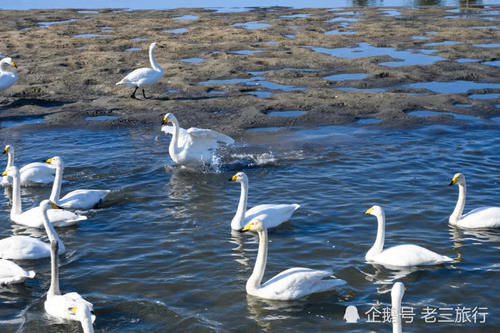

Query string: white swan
[2,145,56,187]
[391,282,405,333]
[365,205,453,267]
[161,113,235,167]
[44,239,95,333]
[449,173,500,228]
[0,57,17,92]
[3,166,86,228]
[116,42,164,99]
[45,156,110,210]
[240,219,345,300]
[0,259,35,285]
[0,201,65,260]
[229,172,300,231]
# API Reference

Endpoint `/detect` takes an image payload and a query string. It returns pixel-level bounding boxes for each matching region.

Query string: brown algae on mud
[0,6,498,135]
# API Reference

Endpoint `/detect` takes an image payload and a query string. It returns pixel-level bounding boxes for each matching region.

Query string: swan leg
[130,87,138,99]
[142,89,148,99]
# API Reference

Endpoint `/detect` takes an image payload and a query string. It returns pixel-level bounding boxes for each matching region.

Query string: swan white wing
[117,67,161,87]
[13,207,86,228]
[0,235,51,259]
[259,267,345,300]
[0,259,35,285]
[373,244,453,267]
[0,72,17,91]
[161,125,189,147]
[186,127,235,146]
[458,206,500,229]
[58,189,110,210]
[244,204,300,229]
[19,163,56,185]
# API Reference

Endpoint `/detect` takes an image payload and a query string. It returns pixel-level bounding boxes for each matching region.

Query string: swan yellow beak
[229,174,239,181]
[240,222,252,232]
[157,44,164,48]
[11,61,17,68]
[365,207,373,215]
[45,157,54,163]
[162,116,168,125]
[449,175,458,186]
[50,202,61,209]
[2,170,7,176]
[2,146,8,154]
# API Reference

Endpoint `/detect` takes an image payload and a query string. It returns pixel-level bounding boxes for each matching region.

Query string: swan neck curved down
[391,295,402,333]
[450,183,466,225]
[149,45,163,72]
[246,228,268,294]
[50,163,63,202]
[367,211,385,260]
[42,204,63,252]
[11,169,22,217]
[48,241,61,296]
[232,179,249,230]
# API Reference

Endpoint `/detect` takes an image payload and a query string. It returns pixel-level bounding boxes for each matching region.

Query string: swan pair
[2,144,55,186]
[116,42,163,99]
[0,200,63,284]
[161,113,235,167]
[0,57,17,92]
[240,218,345,300]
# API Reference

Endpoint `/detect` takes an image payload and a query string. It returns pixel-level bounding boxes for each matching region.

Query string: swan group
[2,145,55,186]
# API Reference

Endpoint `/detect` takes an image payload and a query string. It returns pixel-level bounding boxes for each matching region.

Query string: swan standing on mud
[116,42,164,99]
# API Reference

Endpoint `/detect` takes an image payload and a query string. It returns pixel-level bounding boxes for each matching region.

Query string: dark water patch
[468,93,500,100]
[356,118,381,124]
[200,76,304,92]
[85,115,119,121]
[324,29,356,35]
[0,115,45,128]
[473,43,500,48]
[456,58,480,63]
[324,73,368,81]
[267,110,306,117]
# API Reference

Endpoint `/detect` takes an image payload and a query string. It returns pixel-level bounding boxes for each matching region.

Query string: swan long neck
[6,149,13,169]
[41,204,64,253]
[450,182,466,225]
[50,163,63,202]
[367,211,385,259]
[48,240,61,296]
[10,170,22,217]
[246,229,268,293]
[168,116,181,158]
[232,178,249,230]
[149,45,162,72]
[391,294,402,333]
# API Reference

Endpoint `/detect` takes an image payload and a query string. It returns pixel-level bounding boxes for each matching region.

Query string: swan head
[40,199,61,212]
[161,113,176,126]
[449,173,465,186]
[0,57,17,70]
[2,165,18,177]
[45,156,63,167]
[365,205,383,217]
[240,218,265,233]
[391,281,405,305]
[71,303,96,325]
[2,145,12,155]
[229,171,248,183]
[150,42,164,50]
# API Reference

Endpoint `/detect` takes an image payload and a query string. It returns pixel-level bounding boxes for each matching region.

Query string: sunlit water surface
[0,120,499,332]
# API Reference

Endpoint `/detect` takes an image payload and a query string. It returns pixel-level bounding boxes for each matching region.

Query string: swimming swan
[365,205,453,267]
[161,113,234,167]
[0,201,66,260]
[391,282,405,333]
[44,239,95,333]
[0,259,35,285]
[240,219,345,300]
[449,173,500,228]
[3,166,86,228]
[2,145,55,186]
[229,172,300,231]
[116,42,163,99]
[0,57,18,92]
[45,156,110,210]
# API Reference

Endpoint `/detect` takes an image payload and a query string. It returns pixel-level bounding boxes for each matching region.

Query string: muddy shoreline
[0,6,498,138]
